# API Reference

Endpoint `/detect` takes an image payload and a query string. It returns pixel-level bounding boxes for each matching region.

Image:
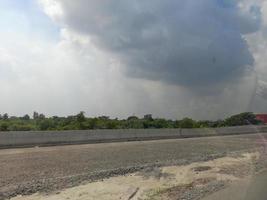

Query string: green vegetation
[0,112,263,132]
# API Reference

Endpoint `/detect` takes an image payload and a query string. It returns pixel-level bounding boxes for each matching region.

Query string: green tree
[76,112,86,123]
[22,114,30,120]
[153,119,169,128]
[76,111,86,129]
[180,118,195,128]
[39,114,46,120]
[224,112,260,126]
[144,114,153,120]
[3,113,8,120]
[127,116,139,121]
[39,119,53,130]
[106,120,118,129]
[87,118,98,129]
[33,111,39,120]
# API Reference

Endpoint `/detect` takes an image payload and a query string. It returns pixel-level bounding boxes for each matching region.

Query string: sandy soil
[2,133,267,200]
[10,152,259,200]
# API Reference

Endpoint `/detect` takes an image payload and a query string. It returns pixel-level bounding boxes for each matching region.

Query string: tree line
[0,112,263,132]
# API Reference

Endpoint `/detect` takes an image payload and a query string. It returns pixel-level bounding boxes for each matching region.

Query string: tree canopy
[0,112,263,132]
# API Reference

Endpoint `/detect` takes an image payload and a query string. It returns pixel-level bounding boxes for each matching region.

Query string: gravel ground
[1,133,267,200]
[145,179,227,200]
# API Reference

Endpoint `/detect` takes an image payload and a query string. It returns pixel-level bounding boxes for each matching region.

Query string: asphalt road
[1,133,267,199]
[202,170,267,200]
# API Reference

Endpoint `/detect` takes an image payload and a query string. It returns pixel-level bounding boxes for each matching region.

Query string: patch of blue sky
[216,0,236,8]
[0,0,60,42]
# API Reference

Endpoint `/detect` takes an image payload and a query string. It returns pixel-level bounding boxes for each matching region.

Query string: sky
[0,0,267,120]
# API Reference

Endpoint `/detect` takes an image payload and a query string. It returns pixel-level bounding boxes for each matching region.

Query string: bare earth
[10,152,260,200]
[1,133,267,200]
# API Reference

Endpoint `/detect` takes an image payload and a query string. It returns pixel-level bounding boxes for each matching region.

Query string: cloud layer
[42,0,261,86]
[0,0,266,120]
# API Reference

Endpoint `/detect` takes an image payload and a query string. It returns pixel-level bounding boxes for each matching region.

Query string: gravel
[1,133,267,200]
[145,179,226,200]
[179,181,226,200]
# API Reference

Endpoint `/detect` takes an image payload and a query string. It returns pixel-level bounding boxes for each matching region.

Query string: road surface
[1,133,267,199]
[202,170,267,200]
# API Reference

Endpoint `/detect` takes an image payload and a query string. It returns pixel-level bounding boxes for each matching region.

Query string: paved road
[1,133,267,199]
[202,170,267,200]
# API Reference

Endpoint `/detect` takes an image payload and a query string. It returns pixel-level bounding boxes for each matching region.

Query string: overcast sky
[0,0,267,120]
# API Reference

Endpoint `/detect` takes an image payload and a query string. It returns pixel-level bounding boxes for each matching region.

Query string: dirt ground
[1,133,267,200]
[10,152,260,200]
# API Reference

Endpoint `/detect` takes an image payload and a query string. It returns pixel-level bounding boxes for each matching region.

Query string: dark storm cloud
[55,0,261,86]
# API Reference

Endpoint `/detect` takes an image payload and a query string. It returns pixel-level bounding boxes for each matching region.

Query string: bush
[180,118,196,129]
[0,123,8,131]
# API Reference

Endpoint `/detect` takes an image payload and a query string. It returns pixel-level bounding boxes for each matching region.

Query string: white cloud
[262,1,267,25]
[38,0,63,21]
[1,0,267,119]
